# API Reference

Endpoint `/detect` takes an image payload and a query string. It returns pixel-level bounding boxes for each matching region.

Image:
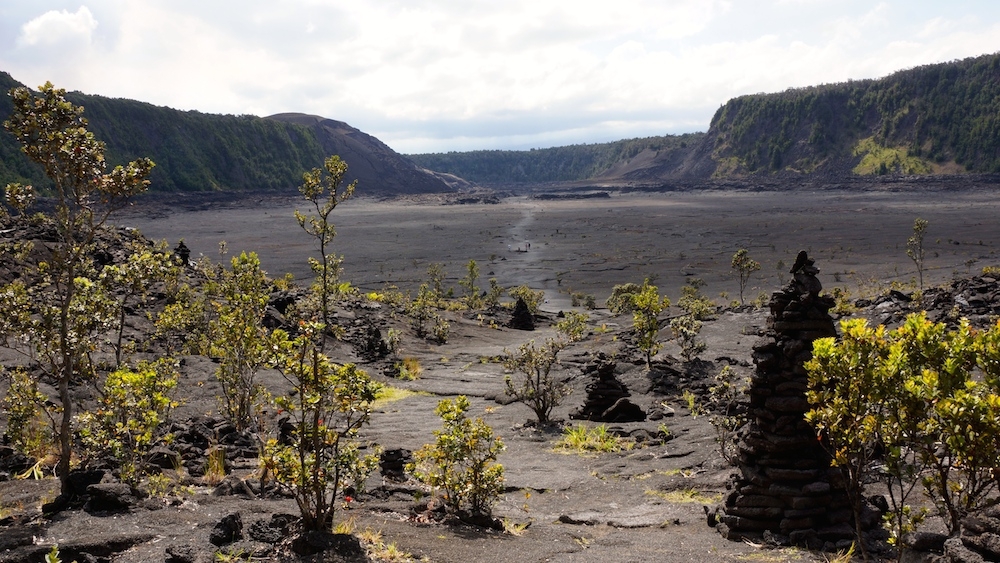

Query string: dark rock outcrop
[508,298,535,330]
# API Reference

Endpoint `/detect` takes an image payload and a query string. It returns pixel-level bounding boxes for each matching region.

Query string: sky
[2,1,1000,154]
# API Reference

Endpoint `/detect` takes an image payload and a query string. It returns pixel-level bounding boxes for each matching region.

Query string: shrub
[266,322,382,531]
[707,366,747,465]
[606,282,641,314]
[806,312,1000,548]
[1,366,54,461]
[670,314,705,362]
[78,359,179,487]
[676,278,715,320]
[731,249,761,305]
[508,285,544,314]
[631,280,669,368]
[484,278,505,309]
[502,339,569,423]
[459,260,482,310]
[554,311,590,342]
[410,396,505,518]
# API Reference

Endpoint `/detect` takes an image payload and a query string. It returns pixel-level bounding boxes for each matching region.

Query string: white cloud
[17,6,98,48]
[2,0,1000,153]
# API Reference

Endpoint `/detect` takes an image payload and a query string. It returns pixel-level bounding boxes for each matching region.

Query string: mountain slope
[0,72,452,196]
[266,113,452,195]
[411,52,1000,184]
[706,52,1000,176]
[407,134,703,185]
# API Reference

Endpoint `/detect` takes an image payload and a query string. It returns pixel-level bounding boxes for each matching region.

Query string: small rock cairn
[569,353,646,422]
[718,251,855,550]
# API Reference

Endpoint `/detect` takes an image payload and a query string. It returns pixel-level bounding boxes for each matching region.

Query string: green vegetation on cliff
[73,94,326,192]
[710,52,1000,175]
[408,134,701,184]
[0,72,325,193]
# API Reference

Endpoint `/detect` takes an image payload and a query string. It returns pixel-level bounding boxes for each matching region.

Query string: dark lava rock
[601,397,647,422]
[508,297,535,330]
[165,544,201,563]
[291,531,365,557]
[209,512,243,546]
[84,483,142,513]
[248,513,297,544]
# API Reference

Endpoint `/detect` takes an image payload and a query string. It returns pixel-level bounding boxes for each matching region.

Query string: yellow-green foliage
[645,488,722,504]
[410,396,505,517]
[78,359,179,486]
[554,311,590,342]
[981,265,1000,277]
[806,313,1000,538]
[395,357,422,381]
[852,137,932,176]
[266,322,382,532]
[554,424,635,455]
[503,339,568,423]
[509,285,545,314]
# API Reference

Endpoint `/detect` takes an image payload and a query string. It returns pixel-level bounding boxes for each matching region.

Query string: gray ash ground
[3,186,1000,562]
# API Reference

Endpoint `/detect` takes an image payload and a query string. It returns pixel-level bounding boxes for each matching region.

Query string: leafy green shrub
[508,285,545,314]
[676,278,715,320]
[670,314,705,362]
[78,359,179,486]
[266,322,382,531]
[484,278,505,309]
[459,259,482,309]
[295,155,356,329]
[410,396,505,518]
[731,249,761,305]
[1,366,54,461]
[502,339,569,423]
[554,311,590,342]
[631,280,669,367]
[0,83,155,494]
[707,366,747,464]
[605,282,641,314]
[408,283,449,342]
[207,251,276,432]
[806,312,1000,546]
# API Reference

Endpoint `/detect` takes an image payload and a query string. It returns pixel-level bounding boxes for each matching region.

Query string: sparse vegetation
[0,82,155,496]
[554,311,590,342]
[631,279,669,368]
[554,424,635,455]
[508,285,545,314]
[806,312,1000,551]
[731,249,761,306]
[266,322,382,531]
[502,339,569,424]
[410,396,505,518]
[906,217,929,291]
[670,314,706,362]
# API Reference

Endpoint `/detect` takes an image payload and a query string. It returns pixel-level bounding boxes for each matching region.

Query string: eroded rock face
[718,252,855,551]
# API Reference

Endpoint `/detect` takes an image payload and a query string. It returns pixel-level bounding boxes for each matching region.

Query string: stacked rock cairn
[717,251,858,550]
[569,352,646,422]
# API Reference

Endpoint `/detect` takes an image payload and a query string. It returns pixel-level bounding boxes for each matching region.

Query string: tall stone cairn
[718,251,855,550]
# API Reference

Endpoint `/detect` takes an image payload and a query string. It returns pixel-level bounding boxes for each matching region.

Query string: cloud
[2,1,1000,153]
[17,6,98,48]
